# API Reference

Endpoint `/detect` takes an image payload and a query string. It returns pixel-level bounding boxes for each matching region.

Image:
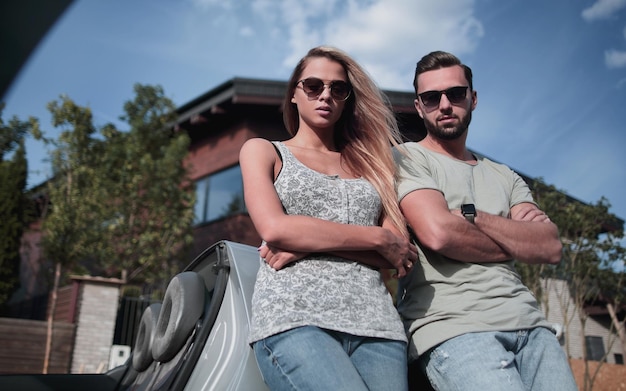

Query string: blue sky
[3,0,626,228]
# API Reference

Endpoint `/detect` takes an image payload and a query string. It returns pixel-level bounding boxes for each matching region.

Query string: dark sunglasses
[418,86,469,109]
[297,77,352,101]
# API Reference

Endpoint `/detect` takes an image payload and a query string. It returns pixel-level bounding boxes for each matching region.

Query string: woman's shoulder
[240,138,279,156]
[241,137,276,149]
[240,138,283,168]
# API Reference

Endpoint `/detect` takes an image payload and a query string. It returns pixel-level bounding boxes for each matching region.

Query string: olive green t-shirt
[394,142,553,360]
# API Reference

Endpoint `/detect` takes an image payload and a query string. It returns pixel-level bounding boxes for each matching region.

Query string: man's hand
[474,203,562,264]
[511,203,552,223]
[375,229,419,278]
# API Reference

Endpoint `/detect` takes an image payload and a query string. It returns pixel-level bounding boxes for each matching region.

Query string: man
[394,51,577,390]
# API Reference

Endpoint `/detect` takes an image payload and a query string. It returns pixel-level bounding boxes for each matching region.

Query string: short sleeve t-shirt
[393,142,553,359]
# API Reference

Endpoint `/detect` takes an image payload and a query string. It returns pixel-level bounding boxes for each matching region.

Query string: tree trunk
[607,303,626,357]
[43,262,61,374]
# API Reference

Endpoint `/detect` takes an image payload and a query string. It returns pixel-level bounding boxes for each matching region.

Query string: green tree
[36,95,103,273]
[518,181,625,391]
[93,84,195,285]
[0,103,36,306]
[38,84,195,286]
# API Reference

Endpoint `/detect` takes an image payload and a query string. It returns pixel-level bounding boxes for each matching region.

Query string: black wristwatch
[461,204,476,224]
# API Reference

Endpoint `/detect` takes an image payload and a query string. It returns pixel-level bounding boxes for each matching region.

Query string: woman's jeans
[418,327,577,391]
[253,325,408,391]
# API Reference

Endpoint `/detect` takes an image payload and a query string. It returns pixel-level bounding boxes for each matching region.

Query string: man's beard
[424,111,472,141]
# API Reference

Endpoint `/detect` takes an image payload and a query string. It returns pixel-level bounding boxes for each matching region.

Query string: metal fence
[112,296,160,347]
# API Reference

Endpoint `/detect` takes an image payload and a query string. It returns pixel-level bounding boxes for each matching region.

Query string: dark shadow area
[1,0,74,99]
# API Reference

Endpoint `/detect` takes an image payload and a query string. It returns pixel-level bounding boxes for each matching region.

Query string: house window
[194,165,245,225]
[615,353,624,365]
[585,336,606,362]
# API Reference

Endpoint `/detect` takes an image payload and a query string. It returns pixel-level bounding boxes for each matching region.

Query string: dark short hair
[412,51,473,97]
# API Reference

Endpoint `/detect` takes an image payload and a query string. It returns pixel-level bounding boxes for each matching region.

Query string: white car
[0,241,269,391]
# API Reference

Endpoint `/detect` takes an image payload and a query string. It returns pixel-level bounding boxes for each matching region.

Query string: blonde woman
[240,46,416,391]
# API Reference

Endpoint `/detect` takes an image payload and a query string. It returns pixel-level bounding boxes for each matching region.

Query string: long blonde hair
[283,46,408,238]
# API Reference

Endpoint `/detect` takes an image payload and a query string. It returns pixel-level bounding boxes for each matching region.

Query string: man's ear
[470,90,478,111]
[414,99,425,119]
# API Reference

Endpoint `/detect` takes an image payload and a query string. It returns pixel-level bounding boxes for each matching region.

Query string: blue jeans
[418,328,577,391]
[253,326,408,391]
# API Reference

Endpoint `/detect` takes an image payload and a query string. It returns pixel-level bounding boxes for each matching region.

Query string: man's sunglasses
[418,86,469,109]
[297,78,352,101]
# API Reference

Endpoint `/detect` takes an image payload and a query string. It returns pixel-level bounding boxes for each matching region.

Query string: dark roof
[176,78,286,124]
[175,77,417,131]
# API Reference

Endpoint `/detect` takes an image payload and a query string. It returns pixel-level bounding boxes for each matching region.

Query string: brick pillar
[69,276,124,373]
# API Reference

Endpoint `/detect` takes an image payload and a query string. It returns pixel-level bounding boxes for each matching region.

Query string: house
[543,278,624,365]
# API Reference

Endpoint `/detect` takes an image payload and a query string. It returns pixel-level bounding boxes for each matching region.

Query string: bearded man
[394,50,577,391]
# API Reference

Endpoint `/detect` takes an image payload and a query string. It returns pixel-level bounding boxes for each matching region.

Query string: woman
[240,46,416,391]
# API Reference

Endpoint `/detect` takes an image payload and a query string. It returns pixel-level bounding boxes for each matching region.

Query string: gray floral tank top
[248,141,407,344]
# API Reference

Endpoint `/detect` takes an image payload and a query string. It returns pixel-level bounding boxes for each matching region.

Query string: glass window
[194,178,209,224]
[585,335,606,362]
[194,165,244,225]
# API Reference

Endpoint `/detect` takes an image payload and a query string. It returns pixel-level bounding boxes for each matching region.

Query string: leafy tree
[37,84,195,287]
[93,84,195,285]
[518,180,625,391]
[35,96,103,273]
[0,103,36,306]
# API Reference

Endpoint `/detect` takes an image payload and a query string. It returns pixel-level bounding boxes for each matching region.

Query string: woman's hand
[259,244,309,270]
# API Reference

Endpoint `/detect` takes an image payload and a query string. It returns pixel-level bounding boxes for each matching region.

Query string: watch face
[461,204,476,215]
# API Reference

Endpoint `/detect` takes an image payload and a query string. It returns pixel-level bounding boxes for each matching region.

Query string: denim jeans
[253,326,408,391]
[418,327,577,391]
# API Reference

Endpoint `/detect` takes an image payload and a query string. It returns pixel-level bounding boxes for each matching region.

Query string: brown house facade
[176,77,424,258]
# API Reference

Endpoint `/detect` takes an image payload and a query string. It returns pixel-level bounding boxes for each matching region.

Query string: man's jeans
[419,327,577,391]
[253,326,408,391]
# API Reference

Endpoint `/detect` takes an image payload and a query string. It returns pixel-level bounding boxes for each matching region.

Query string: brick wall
[570,359,626,391]
[70,276,124,373]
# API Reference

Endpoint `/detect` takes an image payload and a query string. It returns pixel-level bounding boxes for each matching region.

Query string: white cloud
[324,0,482,88]
[176,0,483,89]
[605,49,626,68]
[240,26,255,37]
[581,0,626,21]
[189,0,237,10]
[251,0,278,23]
[260,0,482,89]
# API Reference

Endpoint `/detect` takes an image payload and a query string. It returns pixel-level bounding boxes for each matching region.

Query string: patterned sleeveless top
[248,141,407,344]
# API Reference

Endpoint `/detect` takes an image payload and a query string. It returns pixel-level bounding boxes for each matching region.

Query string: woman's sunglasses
[418,86,468,109]
[297,77,352,101]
